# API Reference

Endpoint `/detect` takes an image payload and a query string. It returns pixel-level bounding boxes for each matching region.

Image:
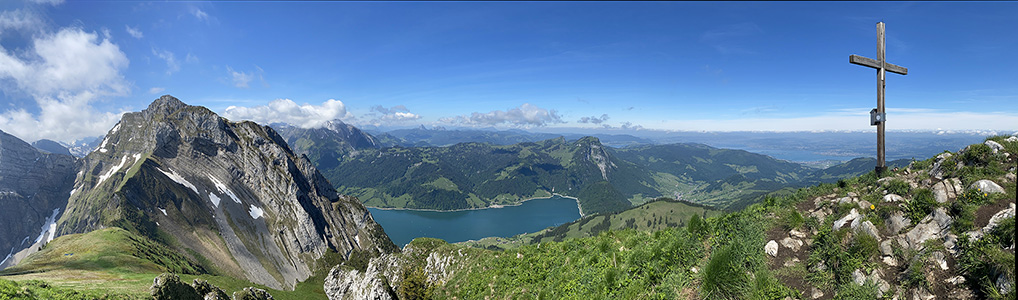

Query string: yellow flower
[870,204,875,210]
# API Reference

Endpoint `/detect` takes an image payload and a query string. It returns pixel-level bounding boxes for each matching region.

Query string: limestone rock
[929,152,953,179]
[886,211,911,235]
[970,203,1017,241]
[780,237,803,252]
[765,240,779,257]
[903,208,952,251]
[933,178,963,203]
[323,265,393,300]
[969,179,1005,194]
[985,140,1005,153]
[233,287,274,300]
[810,287,824,299]
[945,275,966,285]
[834,208,861,230]
[853,220,881,240]
[150,273,200,300]
[789,229,807,239]
[931,251,948,270]
[883,194,904,202]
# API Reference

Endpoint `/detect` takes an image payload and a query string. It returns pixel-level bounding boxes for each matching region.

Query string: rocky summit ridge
[53,95,396,290]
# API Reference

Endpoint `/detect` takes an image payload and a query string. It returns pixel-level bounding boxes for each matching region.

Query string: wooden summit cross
[850,22,908,174]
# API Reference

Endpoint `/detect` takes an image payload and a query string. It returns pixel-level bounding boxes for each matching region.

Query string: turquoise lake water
[367,195,581,247]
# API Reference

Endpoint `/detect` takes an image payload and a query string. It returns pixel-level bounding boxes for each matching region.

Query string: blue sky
[1,1,1016,143]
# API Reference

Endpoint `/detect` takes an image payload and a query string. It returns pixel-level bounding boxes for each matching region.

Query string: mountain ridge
[50,95,396,290]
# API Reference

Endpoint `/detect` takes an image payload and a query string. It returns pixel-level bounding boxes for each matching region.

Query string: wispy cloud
[151,48,179,75]
[440,103,564,127]
[222,98,350,128]
[125,25,143,39]
[226,65,266,89]
[148,87,165,94]
[0,9,44,33]
[191,7,209,22]
[577,114,609,124]
[362,105,421,125]
[227,66,252,88]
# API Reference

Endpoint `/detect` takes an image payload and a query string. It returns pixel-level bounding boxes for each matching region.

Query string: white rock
[852,269,868,285]
[883,194,904,202]
[969,179,1005,194]
[886,211,911,235]
[945,275,966,285]
[834,208,861,230]
[765,240,779,257]
[933,178,963,203]
[997,273,1013,295]
[879,239,894,256]
[853,220,881,241]
[931,251,948,270]
[882,255,898,267]
[859,200,873,211]
[780,237,804,252]
[789,229,807,238]
[811,288,824,299]
[985,140,1005,153]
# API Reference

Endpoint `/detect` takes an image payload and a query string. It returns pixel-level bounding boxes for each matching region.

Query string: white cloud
[440,103,564,127]
[0,27,129,143]
[185,52,198,63]
[148,87,165,94]
[222,98,350,128]
[29,0,63,5]
[578,114,609,124]
[227,66,252,88]
[0,9,43,33]
[152,48,179,75]
[125,25,143,39]
[191,7,209,22]
[647,108,1018,132]
[367,105,421,124]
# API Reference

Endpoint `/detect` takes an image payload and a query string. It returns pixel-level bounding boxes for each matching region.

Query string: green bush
[906,189,937,223]
[701,243,749,299]
[960,143,993,167]
[885,179,911,196]
[991,217,1015,248]
[848,234,880,262]
[950,202,978,233]
[687,214,707,238]
[902,258,929,289]
[398,265,434,300]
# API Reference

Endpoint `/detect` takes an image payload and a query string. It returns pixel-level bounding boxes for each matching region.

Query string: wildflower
[870,204,875,210]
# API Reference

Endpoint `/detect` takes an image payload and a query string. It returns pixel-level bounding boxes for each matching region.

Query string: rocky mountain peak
[54,95,395,290]
[145,94,188,116]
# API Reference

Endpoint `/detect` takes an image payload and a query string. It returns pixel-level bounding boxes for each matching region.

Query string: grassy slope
[377,136,1016,299]
[0,228,329,300]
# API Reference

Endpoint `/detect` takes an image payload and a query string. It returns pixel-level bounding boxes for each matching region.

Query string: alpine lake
[367,195,581,247]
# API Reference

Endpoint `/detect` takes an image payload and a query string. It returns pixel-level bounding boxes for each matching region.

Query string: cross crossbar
[849,55,908,75]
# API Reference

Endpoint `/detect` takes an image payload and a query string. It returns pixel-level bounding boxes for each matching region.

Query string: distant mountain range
[278,121,910,215]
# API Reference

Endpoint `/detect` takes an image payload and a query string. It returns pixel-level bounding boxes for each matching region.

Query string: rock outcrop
[325,241,461,300]
[0,130,79,269]
[55,95,396,289]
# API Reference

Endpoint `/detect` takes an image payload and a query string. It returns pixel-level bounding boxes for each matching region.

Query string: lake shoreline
[367,193,585,217]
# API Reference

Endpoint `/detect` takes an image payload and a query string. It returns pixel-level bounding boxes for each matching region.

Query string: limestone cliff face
[0,130,78,269]
[55,95,396,289]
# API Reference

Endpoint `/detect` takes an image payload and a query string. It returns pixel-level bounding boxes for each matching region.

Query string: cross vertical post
[850,22,908,175]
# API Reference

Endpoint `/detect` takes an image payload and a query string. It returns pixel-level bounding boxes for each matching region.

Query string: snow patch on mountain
[209,175,240,204]
[33,208,60,244]
[249,205,264,219]
[157,167,198,195]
